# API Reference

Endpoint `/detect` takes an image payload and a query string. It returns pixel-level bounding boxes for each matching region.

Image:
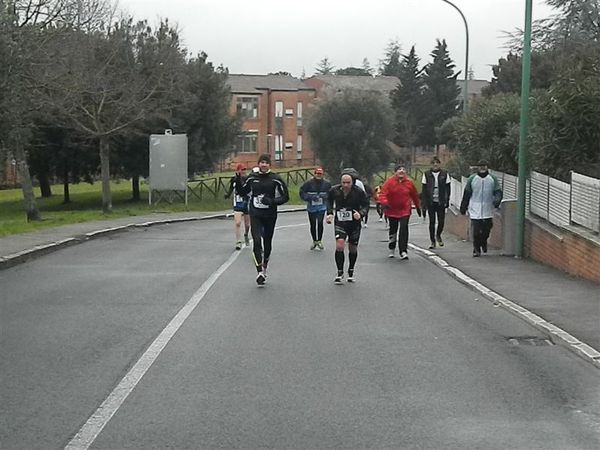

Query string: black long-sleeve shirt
[327,184,370,224]
[236,169,289,217]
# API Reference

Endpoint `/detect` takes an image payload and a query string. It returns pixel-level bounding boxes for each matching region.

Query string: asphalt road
[1,212,599,450]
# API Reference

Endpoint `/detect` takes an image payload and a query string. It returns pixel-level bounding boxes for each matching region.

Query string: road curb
[0,208,307,270]
[409,243,600,370]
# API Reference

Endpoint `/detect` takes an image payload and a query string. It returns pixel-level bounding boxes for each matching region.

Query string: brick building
[224,74,317,170]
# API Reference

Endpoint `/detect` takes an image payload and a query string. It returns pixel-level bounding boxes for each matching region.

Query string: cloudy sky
[118,0,557,80]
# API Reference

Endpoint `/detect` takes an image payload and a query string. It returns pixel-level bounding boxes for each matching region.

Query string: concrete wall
[446,208,600,283]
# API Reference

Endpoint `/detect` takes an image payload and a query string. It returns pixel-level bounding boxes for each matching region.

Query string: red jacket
[379,175,421,219]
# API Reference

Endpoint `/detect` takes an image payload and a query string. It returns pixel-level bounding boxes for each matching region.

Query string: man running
[235,154,289,285]
[299,167,331,250]
[326,173,370,284]
[224,163,250,250]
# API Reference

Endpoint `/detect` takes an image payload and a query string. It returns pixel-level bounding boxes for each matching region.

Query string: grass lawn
[0,176,304,237]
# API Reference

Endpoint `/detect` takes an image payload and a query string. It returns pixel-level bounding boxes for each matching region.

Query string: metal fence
[449,170,599,234]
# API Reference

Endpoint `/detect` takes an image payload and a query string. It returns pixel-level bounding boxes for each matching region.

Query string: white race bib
[336,209,353,221]
[253,194,269,209]
[311,197,323,206]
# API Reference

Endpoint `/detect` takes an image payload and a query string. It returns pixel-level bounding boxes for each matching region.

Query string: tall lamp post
[441,0,469,113]
[516,0,533,258]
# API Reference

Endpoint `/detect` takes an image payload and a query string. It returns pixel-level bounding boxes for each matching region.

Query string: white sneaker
[347,270,355,283]
[363,223,368,228]
[256,272,266,286]
[378,218,383,222]
[334,273,344,284]
[388,250,395,258]
[400,252,409,260]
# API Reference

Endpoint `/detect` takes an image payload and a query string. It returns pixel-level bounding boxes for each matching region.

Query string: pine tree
[379,40,402,76]
[315,57,335,75]
[421,39,460,147]
[390,46,425,154]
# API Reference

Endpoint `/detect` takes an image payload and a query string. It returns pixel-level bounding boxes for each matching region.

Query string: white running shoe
[235,241,242,250]
[400,252,409,260]
[256,272,266,286]
[388,250,395,258]
[347,270,355,283]
[334,273,344,284]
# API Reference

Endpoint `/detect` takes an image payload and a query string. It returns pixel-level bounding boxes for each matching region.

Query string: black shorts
[233,204,249,213]
[334,222,361,245]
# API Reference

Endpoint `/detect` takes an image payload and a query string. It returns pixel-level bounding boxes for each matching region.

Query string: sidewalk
[2,211,599,368]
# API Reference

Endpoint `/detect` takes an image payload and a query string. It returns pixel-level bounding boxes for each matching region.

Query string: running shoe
[310,241,318,250]
[256,272,266,285]
[437,236,444,247]
[334,273,344,285]
[244,234,250,246]
[429,241,436,249]
[316,241,324,250]
[400,251,409,260]
[347,270,355,283]
[235,241,242,250]
[388,250,395,258]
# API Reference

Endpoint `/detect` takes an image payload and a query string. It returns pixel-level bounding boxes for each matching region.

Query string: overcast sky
[118,0,557,80]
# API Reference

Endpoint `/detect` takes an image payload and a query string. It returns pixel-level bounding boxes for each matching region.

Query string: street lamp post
[516,0,533,258]
[441,0,469,113]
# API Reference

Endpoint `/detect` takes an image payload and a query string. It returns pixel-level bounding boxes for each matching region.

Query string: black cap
[477,159,488,166]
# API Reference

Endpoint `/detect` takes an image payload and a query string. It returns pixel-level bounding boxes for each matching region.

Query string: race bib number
[253,194,269,209]
[336,209,353,221]
[234,194,245,204]
[311,197,323,206]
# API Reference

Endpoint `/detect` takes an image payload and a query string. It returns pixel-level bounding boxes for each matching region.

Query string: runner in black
[326,173,370,284]
[235,154,289,286]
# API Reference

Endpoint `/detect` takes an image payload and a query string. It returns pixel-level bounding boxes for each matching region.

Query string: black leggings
[250,215,277,271]
[427,203,446,241]
[471,218,493,251]
[308,211,325,241]
[388,217,410,252]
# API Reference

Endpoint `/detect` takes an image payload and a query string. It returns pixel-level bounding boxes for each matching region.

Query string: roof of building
[457,79,490,98]
[227,74,315,93]
[305,75,400,96]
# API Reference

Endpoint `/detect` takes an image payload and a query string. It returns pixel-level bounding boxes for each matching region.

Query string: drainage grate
[507,336,554,346]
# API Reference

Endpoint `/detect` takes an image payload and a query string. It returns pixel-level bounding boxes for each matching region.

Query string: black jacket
[327,184,370,222]
[236,169,289,217]
[421,169,451,209]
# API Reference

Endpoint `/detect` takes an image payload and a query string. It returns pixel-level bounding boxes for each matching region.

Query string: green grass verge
[0,176,304,237]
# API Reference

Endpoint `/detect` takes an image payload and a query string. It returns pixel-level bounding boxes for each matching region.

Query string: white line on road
[64,249,244,450]
[65,222,305,449]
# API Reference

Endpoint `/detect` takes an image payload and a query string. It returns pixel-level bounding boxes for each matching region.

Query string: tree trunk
[39,173,52,198]
[131,174,140,201]
[63,164,71,204]
[99,136,112,213]
[14,142,41,221]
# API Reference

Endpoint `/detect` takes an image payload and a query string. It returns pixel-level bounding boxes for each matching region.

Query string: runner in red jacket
[379,165,421,260]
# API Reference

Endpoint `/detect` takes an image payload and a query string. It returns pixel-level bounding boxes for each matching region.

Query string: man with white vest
[460,160,503,257]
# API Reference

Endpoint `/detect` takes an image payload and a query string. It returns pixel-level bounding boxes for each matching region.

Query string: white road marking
[65,222,305,449]
[64,249,244,450]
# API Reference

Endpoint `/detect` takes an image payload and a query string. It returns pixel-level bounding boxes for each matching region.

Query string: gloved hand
[460,207,467,215]
[260,196,274,206]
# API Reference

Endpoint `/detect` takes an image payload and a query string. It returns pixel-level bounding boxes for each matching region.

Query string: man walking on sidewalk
[460,160,503,257]
[421,157,451,249]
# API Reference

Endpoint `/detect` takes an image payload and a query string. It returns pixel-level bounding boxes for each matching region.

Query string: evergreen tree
[421,39,460,147]
[379,39,402,76]
[361,57,374,76]
[390,46,425,156]
[315,57,335,75]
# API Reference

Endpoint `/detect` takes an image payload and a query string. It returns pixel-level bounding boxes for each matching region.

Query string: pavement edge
[409,243,600,370]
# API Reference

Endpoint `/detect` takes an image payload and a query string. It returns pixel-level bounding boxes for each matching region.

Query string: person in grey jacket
[460,160,503,257]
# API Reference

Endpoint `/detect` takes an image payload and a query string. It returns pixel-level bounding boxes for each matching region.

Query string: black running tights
[250,215,277,271]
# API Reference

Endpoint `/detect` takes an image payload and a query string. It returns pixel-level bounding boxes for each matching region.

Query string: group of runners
[227,154,500,285]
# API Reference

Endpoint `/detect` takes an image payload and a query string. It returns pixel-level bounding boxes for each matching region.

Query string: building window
[236,97,258,119]
[296,135,303,160]
[234,132,258,153]
[274,135,283,160]
[285,108,294,117]
[297,102,303,126]
[275,101,284,118]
